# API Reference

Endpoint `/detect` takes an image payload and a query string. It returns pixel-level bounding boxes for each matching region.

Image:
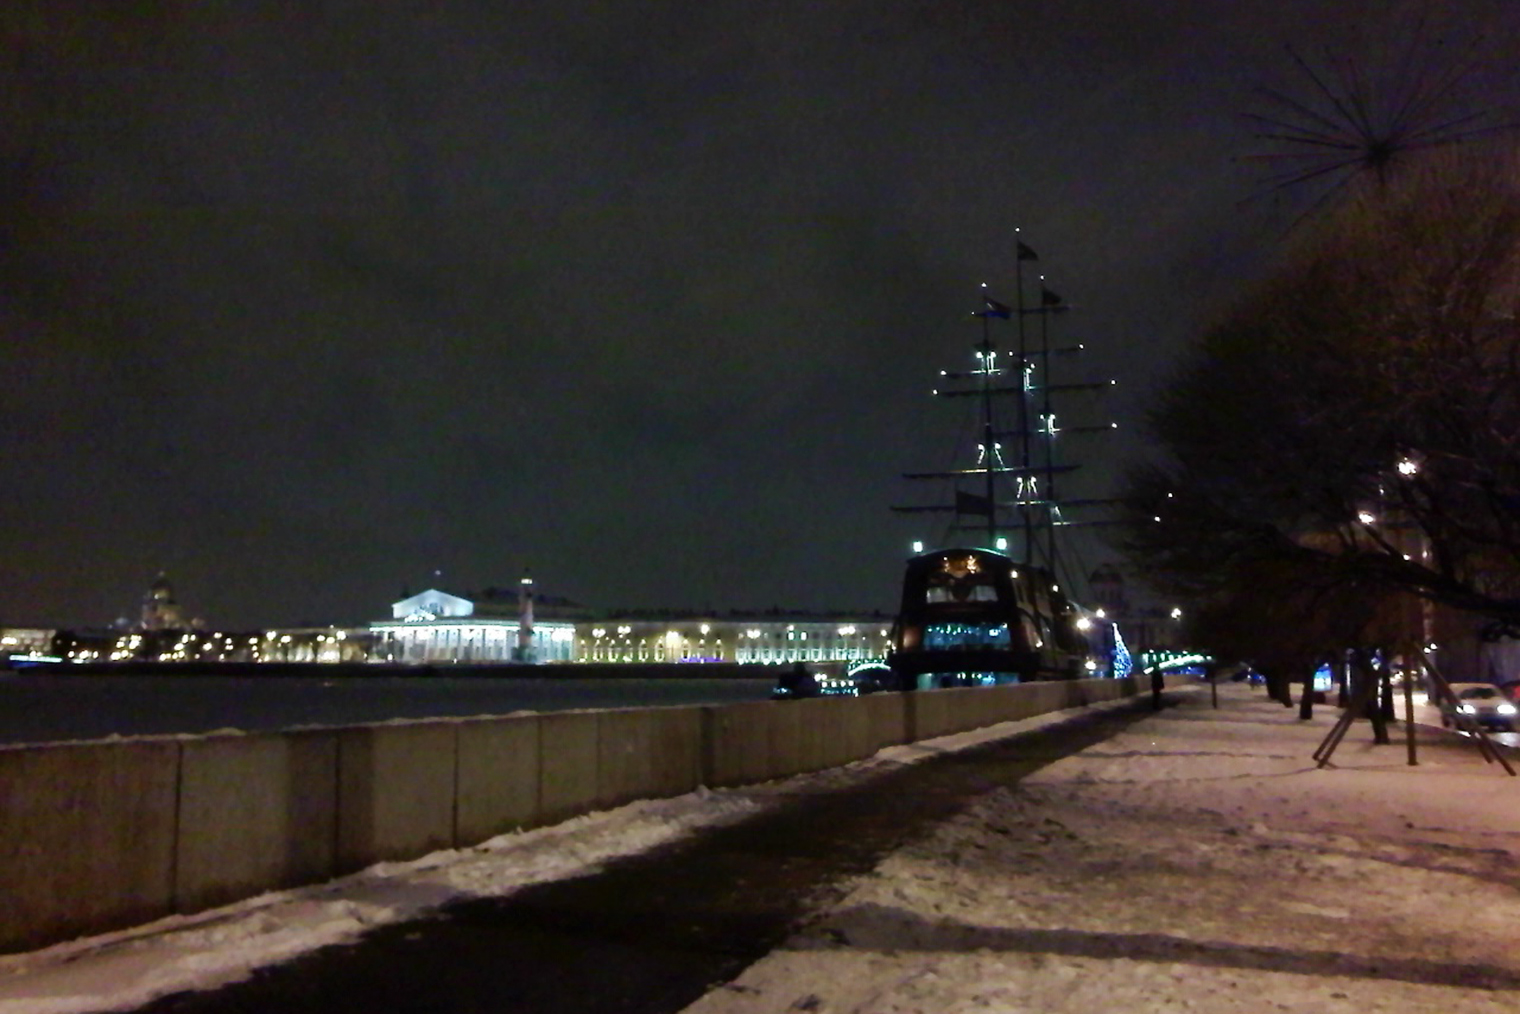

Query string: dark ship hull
[884,546,1095,690]
[882,248,1126,690]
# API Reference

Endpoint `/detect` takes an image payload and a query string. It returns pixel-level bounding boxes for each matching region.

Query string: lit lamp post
[1395,455,1424,766]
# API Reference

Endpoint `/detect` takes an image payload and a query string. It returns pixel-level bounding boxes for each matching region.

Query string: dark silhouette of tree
[1123,150,1520,641]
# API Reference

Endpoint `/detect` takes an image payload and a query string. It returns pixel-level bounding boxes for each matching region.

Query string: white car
[1439,683,1519,731]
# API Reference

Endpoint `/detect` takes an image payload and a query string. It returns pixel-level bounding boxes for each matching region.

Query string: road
[1271,684,1519,750]
[1406,696,1520,749]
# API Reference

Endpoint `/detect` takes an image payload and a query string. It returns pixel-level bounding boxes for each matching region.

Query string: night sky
[6,1,1519,630]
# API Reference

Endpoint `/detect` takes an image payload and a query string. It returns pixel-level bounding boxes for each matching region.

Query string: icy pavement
[2,684,1517,1014]
[682,684,1520,1014]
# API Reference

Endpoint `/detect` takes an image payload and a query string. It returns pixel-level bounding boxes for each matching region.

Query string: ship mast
[1015,243,1033,566]
[1033,282,1067,572]
[893,235,1113,585]
[976,306,999,549]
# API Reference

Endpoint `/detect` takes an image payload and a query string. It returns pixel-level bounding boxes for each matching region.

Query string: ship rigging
[885,240,1128,689]
[893,241,1115,575]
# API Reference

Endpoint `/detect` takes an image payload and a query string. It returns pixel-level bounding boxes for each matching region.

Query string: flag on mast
[981,296,1012,318]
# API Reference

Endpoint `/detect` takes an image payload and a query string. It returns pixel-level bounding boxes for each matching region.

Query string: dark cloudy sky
[5,0,1518,629]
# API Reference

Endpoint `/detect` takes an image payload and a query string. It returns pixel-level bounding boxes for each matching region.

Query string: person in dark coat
[1151,668,1165,710]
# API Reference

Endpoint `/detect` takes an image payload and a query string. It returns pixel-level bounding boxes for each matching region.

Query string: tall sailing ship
[885,241,1129,690]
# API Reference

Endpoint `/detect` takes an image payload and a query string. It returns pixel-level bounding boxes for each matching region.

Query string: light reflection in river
[0,673,776,746]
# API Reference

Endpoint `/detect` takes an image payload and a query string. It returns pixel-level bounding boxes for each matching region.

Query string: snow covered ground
[684,685,1520,1014]
[2,683,1517,1014]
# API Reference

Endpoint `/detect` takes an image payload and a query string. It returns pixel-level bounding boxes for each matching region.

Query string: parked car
[1439,683,1519,731]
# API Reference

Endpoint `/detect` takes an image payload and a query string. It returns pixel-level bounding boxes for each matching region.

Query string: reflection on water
[0,673,776,746]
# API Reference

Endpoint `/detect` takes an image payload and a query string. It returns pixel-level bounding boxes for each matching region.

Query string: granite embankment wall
[0,677,1135,954]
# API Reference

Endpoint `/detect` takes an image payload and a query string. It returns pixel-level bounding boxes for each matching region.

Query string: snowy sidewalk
[680,682,1520,1013]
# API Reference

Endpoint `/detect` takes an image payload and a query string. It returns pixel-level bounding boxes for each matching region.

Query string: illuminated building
[576,613,893,665]
[370,586,577,664]
[0,628,59,664]
[10,582,894,670]
[366,588,893,666]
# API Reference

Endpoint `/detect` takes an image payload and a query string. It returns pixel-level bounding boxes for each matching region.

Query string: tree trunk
[1264,667,1291,706]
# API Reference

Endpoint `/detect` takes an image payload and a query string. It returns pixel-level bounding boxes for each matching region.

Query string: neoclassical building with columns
[365,585,893,667]
[370,585,578,664]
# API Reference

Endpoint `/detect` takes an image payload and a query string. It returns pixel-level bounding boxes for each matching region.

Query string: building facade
[364,588,893,667]
[9,579,895,670]
[577,615,892,665]
[369,587,578,664]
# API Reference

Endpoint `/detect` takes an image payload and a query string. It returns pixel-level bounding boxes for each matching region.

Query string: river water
[0,673,777,746]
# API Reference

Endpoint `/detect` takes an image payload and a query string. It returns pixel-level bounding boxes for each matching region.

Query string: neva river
[0,672,777,746]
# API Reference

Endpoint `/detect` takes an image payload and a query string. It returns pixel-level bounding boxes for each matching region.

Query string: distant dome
[1087,564,1128,611]
[141,574,188,630]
